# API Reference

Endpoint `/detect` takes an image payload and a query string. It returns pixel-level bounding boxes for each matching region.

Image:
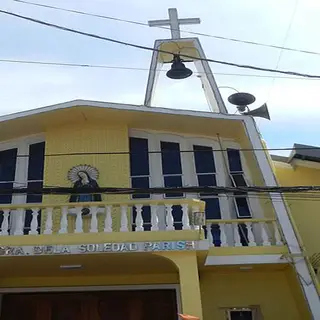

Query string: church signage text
[0,240,195,257]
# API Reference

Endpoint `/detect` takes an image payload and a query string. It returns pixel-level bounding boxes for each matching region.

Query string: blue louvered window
[160,141,184,230]
[227,148,251,246]
[129,137,151,230]
[193,145,221,246]
[0,148,17,204]
[161,141,183,198]
[0,148,18,232]
[24,142,45,235]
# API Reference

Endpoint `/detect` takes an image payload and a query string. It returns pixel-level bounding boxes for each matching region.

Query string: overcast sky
[1,0,319,155]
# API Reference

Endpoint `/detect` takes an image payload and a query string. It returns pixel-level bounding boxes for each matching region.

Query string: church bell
[166,55,193,79]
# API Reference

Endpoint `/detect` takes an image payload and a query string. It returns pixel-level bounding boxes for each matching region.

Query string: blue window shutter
[25,142,45,235]
[0,148,17,182]
[193,145,216,173]
[193,144,221,246]
[227,148,243,172]
[129,137,149,176]
[0,148,17,204]
[161,141,183,198]
[27,142,45,181]
[27,142,45,203]
[160,141,182,175]
[129,137,151,230]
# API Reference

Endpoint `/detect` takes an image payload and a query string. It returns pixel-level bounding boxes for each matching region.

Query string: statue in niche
[67,165,102,215]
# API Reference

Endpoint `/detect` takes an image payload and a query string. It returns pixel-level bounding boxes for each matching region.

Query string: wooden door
[1,293,89,320]
[1,289,178,320]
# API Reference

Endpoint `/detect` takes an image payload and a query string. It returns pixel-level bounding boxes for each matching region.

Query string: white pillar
[244,116,320,319]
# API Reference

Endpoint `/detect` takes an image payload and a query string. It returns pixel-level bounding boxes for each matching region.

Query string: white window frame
[0,134,45,234]
[128,135,152,200]
[222,140,264,220]
[224,306,263,320]
[226,308,254,320]
[186,137,231,220]
[128,130,264,223]
[157,134,186,200]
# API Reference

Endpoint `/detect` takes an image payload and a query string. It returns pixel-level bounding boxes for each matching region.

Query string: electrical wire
[7,146,320,158]
[267,0,300,103]
[1,9,320,79]
[12,0,320,58]
[0,185,320,196]
[4,182,320,201]
[1,58,319,81]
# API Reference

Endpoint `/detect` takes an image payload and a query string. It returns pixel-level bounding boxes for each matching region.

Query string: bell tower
[144,8,228,113]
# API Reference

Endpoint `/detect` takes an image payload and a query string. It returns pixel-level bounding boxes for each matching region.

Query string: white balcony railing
[0,200,285,249]
[0,199,205,236]
[205,219,284,247]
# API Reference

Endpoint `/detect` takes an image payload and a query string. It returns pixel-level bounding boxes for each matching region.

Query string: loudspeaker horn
[243,103,271,120]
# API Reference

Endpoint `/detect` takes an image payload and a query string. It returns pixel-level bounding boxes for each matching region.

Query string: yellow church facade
[0,7,319,320]
[0,100,317,320]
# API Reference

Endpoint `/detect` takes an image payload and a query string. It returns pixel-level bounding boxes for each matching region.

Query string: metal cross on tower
[148,8,201,39]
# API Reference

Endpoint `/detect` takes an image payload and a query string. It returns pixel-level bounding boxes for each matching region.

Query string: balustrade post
[182,204,191,230]
[75,207,83,233]
[165,204,174,231]
[43,207,53,235]
[120,205,129,232]
[233,222,242,247]
[219,223,228,247]
[13,209,24,236]
[29,208,40,235]
[59,207,68,234]
[104,206,113,232]
[89,206,98,233]
[135,205,144,232]
[0,210,10,235]
[150,205,159,231]
[206,223,214,246]
[245,222,257,246]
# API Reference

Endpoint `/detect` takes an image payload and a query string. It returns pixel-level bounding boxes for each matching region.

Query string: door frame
[0,284,181,318]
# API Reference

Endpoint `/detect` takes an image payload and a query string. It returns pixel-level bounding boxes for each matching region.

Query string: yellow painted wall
[273,162,320,257]
[0,273,179,288]
[42,123,131,232]
[200,269,310,320]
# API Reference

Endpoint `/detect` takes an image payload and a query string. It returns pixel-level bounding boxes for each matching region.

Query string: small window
[27,142,45,181]
[234,196,252,218]
[25,142,46,235]
[226,308,254,320]
[227,148,243,172]
[0,148,17,204]
[129,137,150,199]
[129,137,150,176]
[161,141,182,175]
[230,173,247,187]
[193,145,216,173]
[160,141,183,198]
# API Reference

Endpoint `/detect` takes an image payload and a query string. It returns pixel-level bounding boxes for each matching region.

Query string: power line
[12,0,320,58]
[1,58,319,81]
[2,9,320,79]
[3,188,320,202]
[5,181,320,200]
[6,146,320,158]
[266,0,300,102]
[1,185,320,196]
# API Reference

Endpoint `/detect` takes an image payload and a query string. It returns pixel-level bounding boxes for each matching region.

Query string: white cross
[148,8,201,39]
